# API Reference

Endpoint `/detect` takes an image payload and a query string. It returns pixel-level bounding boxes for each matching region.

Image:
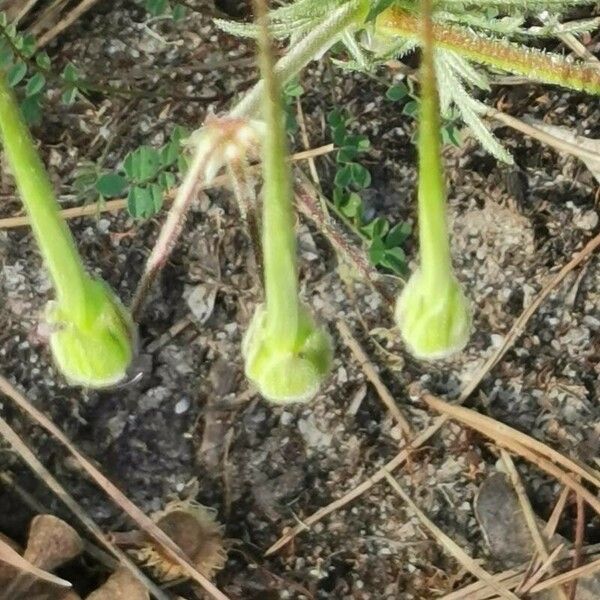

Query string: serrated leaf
[96,173,128,198]
[7,62,27,87]
[25,73,45,97]
[365,0,395,23]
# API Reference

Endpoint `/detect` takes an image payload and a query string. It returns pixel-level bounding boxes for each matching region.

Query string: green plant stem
[378,7,600,95]
[417,0,452,294]
[253,0,300,348]
[232,0,368,118]
[0,71,87,317]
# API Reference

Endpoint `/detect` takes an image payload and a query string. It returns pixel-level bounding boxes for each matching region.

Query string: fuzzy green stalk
[394,0,471,360]
[242,0,332,403]
[377,7,600,95]
[231,0,369,118]
[0,72,135,387]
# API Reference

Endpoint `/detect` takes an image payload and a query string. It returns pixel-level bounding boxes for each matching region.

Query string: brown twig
[0,144,334,230]
[265,231,600,556]
[569,491,585,600]
[0,415,167,600]
[36,0,101,47]
[336,320,412,436]
[0,375,231,600]
[384,471,519,600]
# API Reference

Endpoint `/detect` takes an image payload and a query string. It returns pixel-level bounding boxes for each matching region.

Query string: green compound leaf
[385,221,411,248]
[25,73,45,97]
[61,87,78,105]
[123,146,161,183]
[145,0,170,16]
[361,216,389,240]
[172,4,186,20]
[95,173,128,198]
[379,246,407,274]
[35,51,51,70]
[340,192,362,219]
[127,183,164,218]
[20,95,42,125]
[7,62,27,87]
[349,162,371,188]
[334,164,353,187]
[386,83,409,101]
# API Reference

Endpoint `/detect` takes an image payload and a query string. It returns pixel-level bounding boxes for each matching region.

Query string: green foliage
[143,0,187,20]
[328,109,409,276]
[216,0,600,163]
[385,80,462,148]
[0,12,86,123]
[85,126,189,218]
[282,78,304,134]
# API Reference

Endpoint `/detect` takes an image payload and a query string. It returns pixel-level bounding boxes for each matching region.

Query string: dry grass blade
[529,557,600,594]
[336,320,412,436]
[0,144,334,230]
[383,472,519,600]
[569,492,585,600]
[0,533,71,589]
[0,416,168,600]
[545,486,570,539]
[265,231,600,556]
[424,396,600,522]
[0,375,231,600]
[520,543,566,596]
[487,107,600,164]
[500,450,567,600]
[501,450,551,563]
[37,0,101,47]
[425,395,600,490]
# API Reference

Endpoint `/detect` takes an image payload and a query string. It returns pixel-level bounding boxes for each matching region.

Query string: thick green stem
[232,0,368,118]
[378,7,600,95]
[253,0,299,348]
[0,72,87,317]
[417,0,451,294]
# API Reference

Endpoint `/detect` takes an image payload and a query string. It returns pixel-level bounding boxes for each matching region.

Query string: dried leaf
[85,568,148,600]
[24,515,83,572]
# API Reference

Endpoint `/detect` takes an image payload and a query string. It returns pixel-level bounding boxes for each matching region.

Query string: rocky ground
[0,1,599,599]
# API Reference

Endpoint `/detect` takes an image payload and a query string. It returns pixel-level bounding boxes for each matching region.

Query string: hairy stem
[378,7,600,95]
[253,0,300,347]
[417,0,451,294]
[231,0,368,118]
[0,71,88,318]
[131,1,366,320]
